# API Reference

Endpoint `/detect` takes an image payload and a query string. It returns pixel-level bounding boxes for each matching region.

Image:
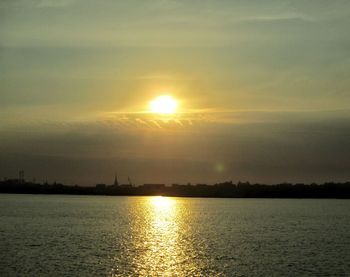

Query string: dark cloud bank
[1,110,349,185]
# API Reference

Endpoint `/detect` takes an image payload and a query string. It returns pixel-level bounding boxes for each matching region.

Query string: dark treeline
[1,179,350,198]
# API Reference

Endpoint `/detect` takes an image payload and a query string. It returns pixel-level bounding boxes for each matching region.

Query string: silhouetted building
[120,184,132,188]
[143,184,165,189]
[128,176,133,186]
[1,178,350,198]
[113,173,119,186]
[96,184,106,189]
[19,169,24,184]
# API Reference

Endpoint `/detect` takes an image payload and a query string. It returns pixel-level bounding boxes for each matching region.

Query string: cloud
[98,111,212,130]
[1,109,350,184]
[238,13,314,23]
[36,0,78,8]
[0,0,78,8]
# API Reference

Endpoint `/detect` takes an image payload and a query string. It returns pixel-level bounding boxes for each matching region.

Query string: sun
[149,95,178,114]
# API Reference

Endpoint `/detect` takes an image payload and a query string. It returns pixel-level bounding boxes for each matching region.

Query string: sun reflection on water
[128,196,178,275]
[150,196,174,209]
[112,197,208,276]
[132,197,189,276]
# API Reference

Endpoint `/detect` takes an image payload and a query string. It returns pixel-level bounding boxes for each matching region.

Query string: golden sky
[1,0,350,184]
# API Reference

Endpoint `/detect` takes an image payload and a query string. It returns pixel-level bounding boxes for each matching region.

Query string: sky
[1,0,350,185]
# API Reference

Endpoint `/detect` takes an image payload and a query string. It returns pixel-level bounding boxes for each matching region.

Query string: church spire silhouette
[114,172,119,186]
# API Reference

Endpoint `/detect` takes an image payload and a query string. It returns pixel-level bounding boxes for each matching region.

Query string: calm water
[0,194,349,276]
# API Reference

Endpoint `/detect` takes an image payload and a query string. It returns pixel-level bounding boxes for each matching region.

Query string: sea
[0,194,349,276]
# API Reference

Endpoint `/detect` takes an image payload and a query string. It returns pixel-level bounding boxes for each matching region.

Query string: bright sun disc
[149,95,177,114]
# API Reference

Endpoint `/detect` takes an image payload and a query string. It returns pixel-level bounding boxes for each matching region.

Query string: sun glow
[149,95,178,114]
[151,196,174,209]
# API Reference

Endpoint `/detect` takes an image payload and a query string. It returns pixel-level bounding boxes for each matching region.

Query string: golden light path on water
[109,196,216,276]
[133,196,185,275]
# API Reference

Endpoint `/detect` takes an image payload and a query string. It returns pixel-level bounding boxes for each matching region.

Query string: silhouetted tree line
[1,179,350,198]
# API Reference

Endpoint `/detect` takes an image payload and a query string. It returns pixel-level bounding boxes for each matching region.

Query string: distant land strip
[1,180,350,198]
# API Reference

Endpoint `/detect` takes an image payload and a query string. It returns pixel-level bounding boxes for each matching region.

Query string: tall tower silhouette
[19,169,24,183]
[114,172,119,186]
